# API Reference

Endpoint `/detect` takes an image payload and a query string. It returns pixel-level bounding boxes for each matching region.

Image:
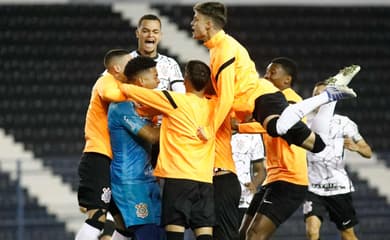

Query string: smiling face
[136,19,162,58]
[138,67,160,89]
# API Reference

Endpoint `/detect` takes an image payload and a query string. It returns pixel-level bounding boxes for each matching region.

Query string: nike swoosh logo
[342,220,351,225]
[263,199,273,204]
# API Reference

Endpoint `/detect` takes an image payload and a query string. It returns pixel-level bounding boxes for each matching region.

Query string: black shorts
[77,152,112,210]
[161,178,215,229]
[246,181,307,227]
[253,91,288,124]
[213,172,241,240]
[303,191,358,230]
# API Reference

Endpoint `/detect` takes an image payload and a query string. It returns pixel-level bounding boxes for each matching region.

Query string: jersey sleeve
[119,83,177,115]
[96,75,127,102]
[169,59,186,93]
[212,49,236,129]
[238,122,267,134]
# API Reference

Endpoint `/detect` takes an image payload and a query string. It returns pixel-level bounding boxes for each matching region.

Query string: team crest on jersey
[101,187,111,204]
[135,203,149,218]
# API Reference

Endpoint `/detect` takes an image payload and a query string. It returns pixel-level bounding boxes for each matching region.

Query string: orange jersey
[204,30,279,172]
[238,122,267,134]
[262,88,308,186]
[120,84,221,183]
[83,73,127,159]
[204,30,279,121]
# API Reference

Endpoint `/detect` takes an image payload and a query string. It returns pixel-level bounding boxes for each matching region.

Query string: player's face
[264,63,290,90]
[191,11,209,41]
[136,19,162,57]
[141,67,160,89]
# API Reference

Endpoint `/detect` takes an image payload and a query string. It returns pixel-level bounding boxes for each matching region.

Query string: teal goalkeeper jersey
[108,101,156,184]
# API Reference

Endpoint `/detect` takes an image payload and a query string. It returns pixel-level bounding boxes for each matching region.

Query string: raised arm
[344,138,372,158]
[120,83,176,115]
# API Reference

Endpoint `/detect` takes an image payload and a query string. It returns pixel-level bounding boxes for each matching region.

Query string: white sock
[310,101,336,139]
[276,92,329,135]
[112,230,131,240]
[75,222,101,240]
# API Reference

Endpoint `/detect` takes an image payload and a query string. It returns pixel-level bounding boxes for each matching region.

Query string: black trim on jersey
[162,90,178,109]
[287,100,297,104]
[135,50,159,60]
[171,80,184,86]
[215,57,235,83]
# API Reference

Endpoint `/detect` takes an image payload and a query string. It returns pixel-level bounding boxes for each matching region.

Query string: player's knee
[85,218,105,230]
[281,121,311,146]
[306,228,320,240]
[85,208,106,230]
[99,219,115,239]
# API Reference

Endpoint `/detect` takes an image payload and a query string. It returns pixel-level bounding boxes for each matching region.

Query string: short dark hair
[138,14,161,28]
[104,49,129,68]
[124,56,157,80]
[271,57,298,86]
[185,60,211,91]
[194,2,227,29]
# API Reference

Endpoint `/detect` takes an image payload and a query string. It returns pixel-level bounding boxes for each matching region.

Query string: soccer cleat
[325,65,361,86]
[325,85,357,101]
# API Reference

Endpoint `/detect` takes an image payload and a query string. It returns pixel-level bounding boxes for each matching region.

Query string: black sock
[166,231,184,240]
[197,234,212,240]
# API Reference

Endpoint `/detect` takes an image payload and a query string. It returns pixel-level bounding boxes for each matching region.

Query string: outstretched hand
[344,137,358,152]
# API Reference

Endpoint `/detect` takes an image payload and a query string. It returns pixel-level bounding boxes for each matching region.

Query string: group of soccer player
[75,2,372,240]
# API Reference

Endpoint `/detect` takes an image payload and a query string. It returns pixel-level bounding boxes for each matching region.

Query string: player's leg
[239,187,266,240]
[327,193,359,240]
[254,76,357,153]
[99,212,116,240]
[192,182,215,240]
[272,64,360,137]
[76,152,112,240]
[305,216,322,240]
[303,192,327,240]
[162,179,203,240]
[213,172,241,240]
[110,202,132,240]
[246,181,307,240]
[340,227,358,240]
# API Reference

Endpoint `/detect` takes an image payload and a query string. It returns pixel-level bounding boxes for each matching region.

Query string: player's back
[154,92,217,183]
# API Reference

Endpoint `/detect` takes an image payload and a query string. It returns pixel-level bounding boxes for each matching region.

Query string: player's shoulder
[156,53,179,64]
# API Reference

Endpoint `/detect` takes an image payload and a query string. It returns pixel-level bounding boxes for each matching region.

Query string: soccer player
[191,2,358,239]
[130,14,185,93]
[238,57,308,240]
[108,56,163,240]
[230,132,266,222]
[303,82,372,240]
[119,58,226,240]
[76,49,131,240]
[129,14,186,171]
